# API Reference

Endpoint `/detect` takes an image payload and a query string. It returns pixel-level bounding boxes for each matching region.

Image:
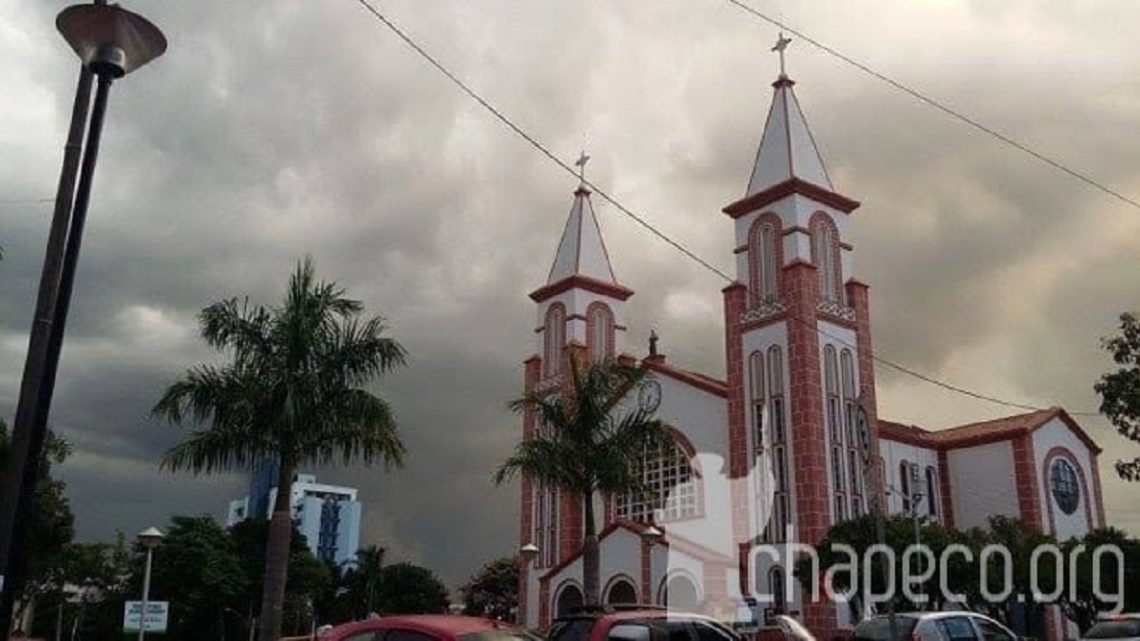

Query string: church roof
[878,407,1101,454]
[546,185,617,285]
[745,76,832,197]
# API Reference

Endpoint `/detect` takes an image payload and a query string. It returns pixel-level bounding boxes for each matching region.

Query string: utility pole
[909,466,925,610]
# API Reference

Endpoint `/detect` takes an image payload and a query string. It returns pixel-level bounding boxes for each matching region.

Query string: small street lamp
[136,527,164,641]
[642,525,664,546]
[0,3,165,631]
[518,543,539,564]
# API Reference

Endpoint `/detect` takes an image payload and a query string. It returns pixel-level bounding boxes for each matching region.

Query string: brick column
[936,449,956,527]
[846,280,884,509]
[1012,435,1043,529]
[723,282,752,606]
[1091,453,1106,528]
[785,261,833,637]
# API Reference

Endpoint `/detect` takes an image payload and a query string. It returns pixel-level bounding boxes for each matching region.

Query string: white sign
[123,600,169,633]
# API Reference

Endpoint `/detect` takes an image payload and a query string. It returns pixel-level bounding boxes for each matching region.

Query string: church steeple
[745,75,833,197]
[544,183,618,286]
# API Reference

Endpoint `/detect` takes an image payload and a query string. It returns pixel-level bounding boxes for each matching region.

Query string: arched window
[825,346,846,521]
[543,304,566,377]
[840,350,862,515]
[811,214,843,303]
[899,461,911,513]
[767,346,789,542]
[1050,458,1080,516]
[587,303,614,363]
[555,584,584,616]
[660,574,700,611]
[751,217,781,304]
[606,578,638,605]
[615,438,697,522]
[925,466,939,517]
[750,351,765,452]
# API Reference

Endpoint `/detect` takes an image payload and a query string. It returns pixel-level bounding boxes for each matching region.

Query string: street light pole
[0,5,165,633]
[136,527,163,641]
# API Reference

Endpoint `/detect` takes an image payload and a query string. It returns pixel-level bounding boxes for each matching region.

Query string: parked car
[754,614,819,641]
[316,614,537,641]
[1082,615,1140,641]
[547,605,743,641]
[853,612,1019,641]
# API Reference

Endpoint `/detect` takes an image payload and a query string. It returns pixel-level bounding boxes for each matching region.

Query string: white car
[853,612,1020,641]
[1083,616,1140,641]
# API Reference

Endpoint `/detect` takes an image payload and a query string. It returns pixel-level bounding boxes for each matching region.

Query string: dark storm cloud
[3,0,1139,589]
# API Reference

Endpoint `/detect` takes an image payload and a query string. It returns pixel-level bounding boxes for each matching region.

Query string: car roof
[328,615,514,639]
[555,608,723,624]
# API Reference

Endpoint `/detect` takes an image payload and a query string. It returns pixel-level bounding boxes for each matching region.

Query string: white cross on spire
[575,150,590,185]
[772,31,792,78]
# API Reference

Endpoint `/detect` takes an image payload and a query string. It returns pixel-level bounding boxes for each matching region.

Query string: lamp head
[57,4,167,78]
[643,525,664,544]
[519,543,539,561]
[137,526,164,549]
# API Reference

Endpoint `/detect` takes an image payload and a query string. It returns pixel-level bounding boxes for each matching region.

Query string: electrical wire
[723,0,1140,212]
[352,0,1101,417]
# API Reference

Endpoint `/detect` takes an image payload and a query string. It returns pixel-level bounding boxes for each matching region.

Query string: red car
[317,614,537,641]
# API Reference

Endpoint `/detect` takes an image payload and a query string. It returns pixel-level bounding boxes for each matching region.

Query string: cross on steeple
[772,32,792,78]
[575,150,591,185]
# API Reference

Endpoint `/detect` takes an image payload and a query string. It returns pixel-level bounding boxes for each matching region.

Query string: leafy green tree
[1062,528,1140,633]
[0,420,74,634]
[373,563,448,614]
[494,359,669,605]
[152,258,407,641]
[338,545,386,620]
[140,515,248,641]
[977,516,1059,636]
[1095,312,1140,480]
[461,557,518,621]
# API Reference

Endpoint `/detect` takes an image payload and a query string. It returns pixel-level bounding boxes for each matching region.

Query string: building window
[1050,458,1080,516]
[766,345,790,542]
[615,439,697,522]
[824,346,845,519]
[840,350,862,512]
[750,351,765,451]
[317,497,342,563]
[769,567,786,611]
[925,466,939,517]
[811,214,842,303]
[535,483,559,567]
[751,218,781,305]
[587,304,614,363]
[899,461,911,513]
[543,304,566,377]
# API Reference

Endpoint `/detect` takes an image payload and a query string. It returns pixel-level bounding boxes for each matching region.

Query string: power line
[723,0,1140,212]
[0,198,54,205]
[349,0,1101,417]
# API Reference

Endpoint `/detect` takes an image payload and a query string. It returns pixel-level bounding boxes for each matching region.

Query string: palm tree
[153,258,406,641]
[494,358,670,606]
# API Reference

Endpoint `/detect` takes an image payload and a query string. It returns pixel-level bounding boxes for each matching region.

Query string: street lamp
[519,543,539,564]
[642,525,663,546]
[0,2,165,631]
[136,527,164,641]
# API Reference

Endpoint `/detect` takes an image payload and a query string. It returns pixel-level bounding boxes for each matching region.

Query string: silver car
[853,612,1020,641]
[1082,616,1140,641]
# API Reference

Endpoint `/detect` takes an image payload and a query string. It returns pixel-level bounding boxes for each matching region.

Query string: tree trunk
[581,490,600,606]
[258,458,295,641]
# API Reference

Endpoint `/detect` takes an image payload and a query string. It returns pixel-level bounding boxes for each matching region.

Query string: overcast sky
[2,0,1139,590]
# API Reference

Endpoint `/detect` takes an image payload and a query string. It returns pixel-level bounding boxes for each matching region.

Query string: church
[514,56,1105,641]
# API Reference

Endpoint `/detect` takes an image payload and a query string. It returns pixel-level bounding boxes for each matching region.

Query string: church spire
[744,34,833,197]
[545,177,618,286]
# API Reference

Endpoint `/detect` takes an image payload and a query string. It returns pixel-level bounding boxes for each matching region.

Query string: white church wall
[1032,417,1097,539]
[600,529,644,591]
[816,322,859,522]
[946,441,1019,530]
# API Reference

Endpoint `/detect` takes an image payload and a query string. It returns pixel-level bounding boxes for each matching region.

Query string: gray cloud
[2,0,1140,589]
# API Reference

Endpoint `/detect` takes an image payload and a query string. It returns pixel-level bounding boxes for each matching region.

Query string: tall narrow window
[926,466,939,518]
[750,351,765,453]
[544,304,566,377]
[899,461,911,513]
[812,215,843,303]
[587,304,614,363]
[767,345,789,542]
[840,349,862,514]
[825,346,845,521]
[751,219,780,304]
[535,483,559,567]
[770,567,786,611]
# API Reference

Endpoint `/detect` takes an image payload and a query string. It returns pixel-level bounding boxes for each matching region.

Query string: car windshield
[853,617,919,641]
[1085,621,1140,639]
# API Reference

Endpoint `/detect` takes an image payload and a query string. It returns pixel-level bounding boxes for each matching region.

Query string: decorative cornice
[529,274,635,303]
[740,299,787,324]
[723,177,860,218]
